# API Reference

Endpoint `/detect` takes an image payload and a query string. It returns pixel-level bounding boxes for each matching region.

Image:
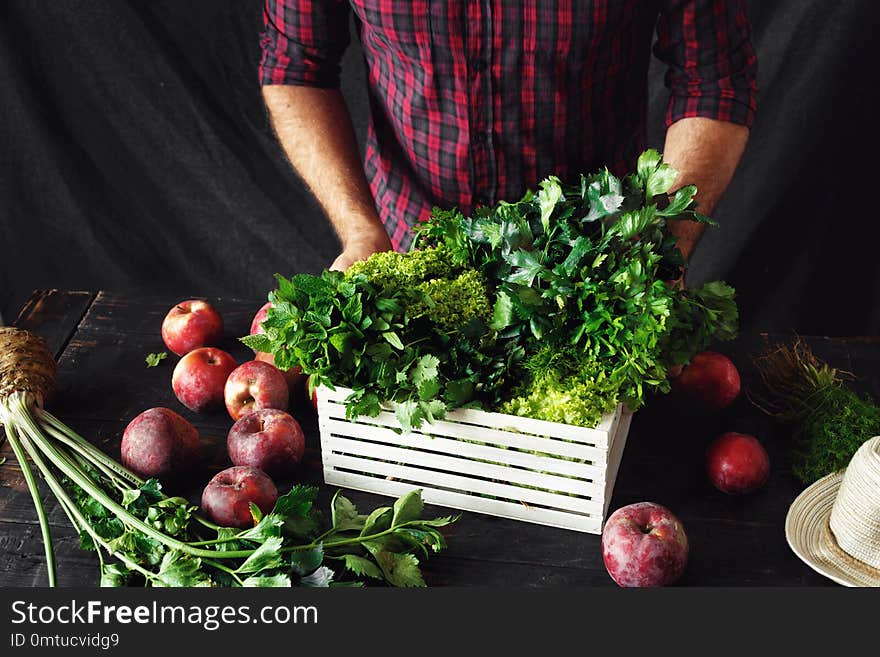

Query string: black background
[1,586,874,653]
[1,1,878,335]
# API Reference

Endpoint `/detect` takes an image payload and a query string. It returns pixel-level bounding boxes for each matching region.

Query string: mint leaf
[240,334,273,353]
[383,331,405,350]
[444,379,474,405]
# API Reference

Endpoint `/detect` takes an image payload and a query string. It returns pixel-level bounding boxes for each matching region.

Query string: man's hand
[330,224,392,271]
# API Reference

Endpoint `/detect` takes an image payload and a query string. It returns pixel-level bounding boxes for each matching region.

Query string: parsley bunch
[247,150,738,429]
[66,456,456,588]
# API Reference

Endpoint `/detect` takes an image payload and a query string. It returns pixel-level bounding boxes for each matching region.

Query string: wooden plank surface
[4,291,876,587]
[0,290,97,586]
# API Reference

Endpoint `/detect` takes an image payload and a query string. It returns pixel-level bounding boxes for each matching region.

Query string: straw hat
[785,435,880,587]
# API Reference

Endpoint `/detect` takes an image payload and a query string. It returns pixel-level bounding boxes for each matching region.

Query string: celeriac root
[0,327,56,413]
[1,327,59,584]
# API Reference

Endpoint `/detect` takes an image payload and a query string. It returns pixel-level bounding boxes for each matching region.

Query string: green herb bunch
[244,246,498,430]
[72,467,455,587]
[246,150,738,429]
[751,339,880,483]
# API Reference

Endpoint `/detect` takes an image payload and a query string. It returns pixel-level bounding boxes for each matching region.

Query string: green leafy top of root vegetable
[245,150,738,429]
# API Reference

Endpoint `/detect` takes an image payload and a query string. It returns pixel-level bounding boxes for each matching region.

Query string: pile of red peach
[122,300,315,529]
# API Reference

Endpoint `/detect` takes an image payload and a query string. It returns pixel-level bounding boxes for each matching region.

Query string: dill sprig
[751,338,880,483]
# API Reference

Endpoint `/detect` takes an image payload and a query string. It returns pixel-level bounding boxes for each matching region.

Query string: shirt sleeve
[259,0,351,88]
[654,0,758,128]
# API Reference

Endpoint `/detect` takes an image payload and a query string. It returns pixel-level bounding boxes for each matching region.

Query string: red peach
[224,360,289,421]
[250,302,305,392]
[673,351,741,412]
[255,351,305,391]
[200,466,278,528]
[249,302,272,338]
[161,299,223,356]
[121,408,200,479]
[602,502,689,587]
[227,409,305,477]
[171,347,237,412]
[706,432,770,495]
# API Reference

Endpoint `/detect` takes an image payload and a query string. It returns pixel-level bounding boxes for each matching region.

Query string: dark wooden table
[3,290,878,587]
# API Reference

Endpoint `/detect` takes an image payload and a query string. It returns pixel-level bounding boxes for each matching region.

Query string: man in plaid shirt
[260,1,757,270]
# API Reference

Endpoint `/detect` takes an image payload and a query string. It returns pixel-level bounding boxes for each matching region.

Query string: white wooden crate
[316,385,633,534]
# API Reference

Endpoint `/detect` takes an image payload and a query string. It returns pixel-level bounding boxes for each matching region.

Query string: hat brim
[785,471,880,587]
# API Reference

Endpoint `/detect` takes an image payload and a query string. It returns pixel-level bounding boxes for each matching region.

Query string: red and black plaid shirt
[260,1,757,250]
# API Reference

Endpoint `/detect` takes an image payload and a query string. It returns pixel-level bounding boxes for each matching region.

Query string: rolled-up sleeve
[259,0,351,88]
[654,0,758,128]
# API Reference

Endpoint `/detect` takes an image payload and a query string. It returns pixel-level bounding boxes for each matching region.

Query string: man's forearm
[262,86,391,268]
[662,117,750,260]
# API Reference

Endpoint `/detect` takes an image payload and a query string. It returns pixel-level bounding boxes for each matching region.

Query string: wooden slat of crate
[323,470,603,534]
